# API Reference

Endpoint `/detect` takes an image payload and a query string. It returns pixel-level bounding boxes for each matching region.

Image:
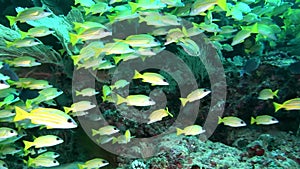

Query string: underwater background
[0,0,299,168]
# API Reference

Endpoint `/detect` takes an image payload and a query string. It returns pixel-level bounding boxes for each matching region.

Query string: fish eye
[10,130,14,133]
[3,164,7,167]
[163,79,167,82]
[113,127,118,130]
[67,118,73,123]
[271,118,276,121]
[101,58,106,61]
[203,89,208,92]
[0,80,5,84]
[53,160,57,163]
[129,46,134,49]
[241,121,244,124]
[56,137,60,141]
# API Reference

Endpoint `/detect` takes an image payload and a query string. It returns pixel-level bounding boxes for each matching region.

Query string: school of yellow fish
[0,0,299,168]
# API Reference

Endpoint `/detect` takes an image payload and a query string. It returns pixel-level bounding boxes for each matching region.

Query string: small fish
[102,42,135,55]
[73,21,107,33]
[27,156,59,168]
[92,125,119,136]
[251,115,278,125]
[69,27,112,46]
[273,98,300,112]
[96,135,114,144]
[0,145,22,157]
[5,56,41,67]
[0,94,19,108]
[258,89,279,100]
[95,61,116,70]
[76,57,107,70]
[76,88,99,97]
[19,26,54,39]
[112,129,133,144]
[161,0,184,7]
[64,101,96,113]
[26,88,63,108]
[190,0,227,16]
[0,109,15,119]
[0,127,18,140]
[6,7,52,26]
[179,88,211,106]
[133,70,168,86]
[78,158,109,169]
[147,107,173,124]
[23,135,63,150]
[129,0,166,13]
[0,74,10,90]
[240,58,260,77]
[114,34,160,48]
[5,38,41,48]
[0,130,26,145]
[14,106,78,129]
[107,5,139,23]
[218,116,246,127]
[38,151,60,159]
[12,78,53,89]
[177,38,200,56]
[110,80,130,90]
[116,94,155,106]
[102,85,112,102]
[176,125,205,135]
[0,160,7,169]
[84,2,112,15]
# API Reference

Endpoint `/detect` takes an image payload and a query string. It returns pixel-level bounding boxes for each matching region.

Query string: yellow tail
[133,70,142,79]
[92,129,98,136]
[179,98,188,107]
[217,116,223,124]
[116,94,126,105]
[63,107,72,113]
[14,106,30,122]
[23,140,33,150]
[273,102,282,112]
[216,0,227,11]
[69,33,79,46]
[176,128,183,135]
[6,16,16,27]
[250,117,256,125]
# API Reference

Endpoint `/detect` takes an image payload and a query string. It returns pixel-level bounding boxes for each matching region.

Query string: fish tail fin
[133,70,142,79]
[216,0,227,11]
[27,156,33,167]
[113,56,122,64]
[23,140,33,150]
[6,16,16,27]
[71,55,81,65]
[75,90,81,96]
[19,30,28,39]
[92,129,98,136]
[77,164,84,169]
[5,41,13,48]
[179,98,188,107]
[116,94,126,105]
[273,89,279,98]
[107,15,115,22]
[176,128,183,135]
[14,106,29,122]
[138,16,145,23]
[128,2,138,13]
[69,33,79,46]
[250,117,256,125]
[63,107,72,113]
[217,116,223,124]
[25,100,33,109]
[84,7,91,15]
[273,102,282,112]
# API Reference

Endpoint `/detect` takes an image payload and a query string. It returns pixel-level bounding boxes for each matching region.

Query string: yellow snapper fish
[95,60,116,70]
[112,129,133,144]
[114,34,161,48]
[0,145,22,157]
[129,0,166,13]
[14,106,78,129]
[176,125,205,135]
[38,151,60,159]
[0,94,20,108]
[116,94,155,106]
[0,109,15,119]
[218,116,246,127]
[84,2,112,15]
[102,42,135,55]
[102,85,112,101]
[0,127,18,140]
[73,21,108,33]
[161,0,184,7]
[179,88,211,106]
[133,70,168,86]
[177,38,200,56]
[92,125,119,136]
[139,12,181,27]
[19,26,54,39]
[147,107,173,124]
[190,0,227,16]
[0,160,8,169]
[110,80,130,90]
[25,88,63,108]
[71,41,104,65]
[64,101,96,113]
[5,56,41,67]
[11,78,53,89]
[258,89,279,100]
[76,57,107,70]
[251,115,278,125]
[69,27,112,46]
[6,7,52,26]
[78,158,109,169]
[107,5,139,23]
[0,74,10,90]
[5,38,41,48]
[27,156,59,168]
[273,98,300,112]
[96,135,114,144]
[113,53,141,64]
[23,135,63,150]
[75,88,99,97]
